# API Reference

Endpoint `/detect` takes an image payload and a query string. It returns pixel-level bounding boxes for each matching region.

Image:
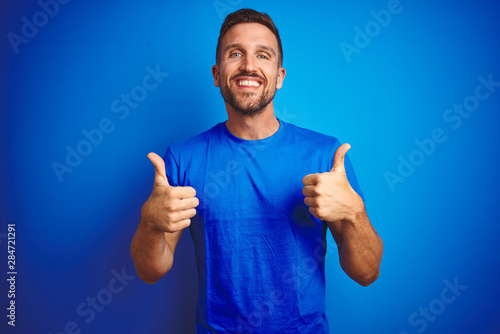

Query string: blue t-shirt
[163,119,363,334]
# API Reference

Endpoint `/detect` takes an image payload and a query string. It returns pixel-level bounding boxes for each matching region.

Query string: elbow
[137,271,158,284]
[357,270,380,287]
[359,238,384,286]
[134,263,171,285]
[137,271,163,285]
[342,265,380,286]
[130,245,171,285]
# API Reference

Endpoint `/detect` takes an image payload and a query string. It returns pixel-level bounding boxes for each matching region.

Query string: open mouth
[237,79,261,87]
[234,77,263,89]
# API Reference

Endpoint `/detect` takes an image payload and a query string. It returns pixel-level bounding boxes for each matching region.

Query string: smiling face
[212,23,286,117]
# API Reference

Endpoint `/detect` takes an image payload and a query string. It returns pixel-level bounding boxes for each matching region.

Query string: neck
[225,102,280,140]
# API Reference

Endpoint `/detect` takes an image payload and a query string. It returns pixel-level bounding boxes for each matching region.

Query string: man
[131,8,383,333]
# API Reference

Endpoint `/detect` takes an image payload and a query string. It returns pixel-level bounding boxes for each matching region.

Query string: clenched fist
[302,144,364,223]
[142,152,199,233]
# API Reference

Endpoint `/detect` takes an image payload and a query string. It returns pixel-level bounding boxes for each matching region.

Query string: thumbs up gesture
[142,152,199,233]
[302,144,364,223]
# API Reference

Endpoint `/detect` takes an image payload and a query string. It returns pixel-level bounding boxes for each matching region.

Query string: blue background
[1,0,500,333]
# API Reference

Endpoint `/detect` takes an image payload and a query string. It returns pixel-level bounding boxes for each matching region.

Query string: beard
[220,72,277,117]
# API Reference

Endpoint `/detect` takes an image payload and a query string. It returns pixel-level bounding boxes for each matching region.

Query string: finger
[302,185,318,197]
[164,218,192,232]
[170,208,197,222]
[303,196,317,208]
[172,218,192,231]
[171,186,197,199]
[308,206,320,219]
[170,197,199,211]
[331,143,351,172]
[170,218,191,232]
[302,173,319,186]
[148,152,170,186]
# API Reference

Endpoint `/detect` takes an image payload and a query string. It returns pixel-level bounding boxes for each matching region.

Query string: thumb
[330,143,351,172]
[147,152,170,186]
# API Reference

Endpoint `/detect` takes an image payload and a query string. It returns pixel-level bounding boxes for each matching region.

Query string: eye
[230,52,242,58]
[258,54,269,60]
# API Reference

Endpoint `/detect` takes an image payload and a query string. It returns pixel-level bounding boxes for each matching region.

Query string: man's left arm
[302,144,383,286]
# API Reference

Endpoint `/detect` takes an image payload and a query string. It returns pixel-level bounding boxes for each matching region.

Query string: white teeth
[237,80,260,87]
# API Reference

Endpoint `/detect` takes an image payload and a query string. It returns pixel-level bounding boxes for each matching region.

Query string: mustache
[230,72,265,82]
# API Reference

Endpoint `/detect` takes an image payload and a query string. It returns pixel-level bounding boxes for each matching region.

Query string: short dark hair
[215,8,283,66]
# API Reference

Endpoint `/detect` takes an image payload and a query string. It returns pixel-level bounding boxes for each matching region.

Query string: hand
[302,144,364,223]
[141,152,199,233]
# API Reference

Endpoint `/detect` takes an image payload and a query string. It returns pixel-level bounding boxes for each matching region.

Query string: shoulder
[282,120,341,149]
[166,122,224,158]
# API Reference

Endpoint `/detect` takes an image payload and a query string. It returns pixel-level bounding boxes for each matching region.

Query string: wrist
[140,201,162,233]
[343,198,366,226]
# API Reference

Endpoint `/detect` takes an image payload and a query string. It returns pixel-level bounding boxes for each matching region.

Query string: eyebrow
[225,43,277,57]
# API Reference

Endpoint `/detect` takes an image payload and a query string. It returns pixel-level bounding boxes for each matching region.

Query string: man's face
[212,23,285,116]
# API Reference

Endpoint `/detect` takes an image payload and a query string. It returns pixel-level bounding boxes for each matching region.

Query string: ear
[276,66,286,90]
[212,64,220,87]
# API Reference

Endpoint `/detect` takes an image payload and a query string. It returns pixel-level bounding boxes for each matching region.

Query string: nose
[240,55,257,73]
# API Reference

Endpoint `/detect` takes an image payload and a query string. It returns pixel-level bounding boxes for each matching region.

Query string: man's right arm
[130,153,199,284]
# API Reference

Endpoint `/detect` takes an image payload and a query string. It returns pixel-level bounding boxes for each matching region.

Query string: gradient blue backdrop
[1,0,500,333]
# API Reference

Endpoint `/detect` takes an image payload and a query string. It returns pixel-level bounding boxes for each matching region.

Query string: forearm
[130,218,176,284]
[132,152,198,283]
[333,211,383,286]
